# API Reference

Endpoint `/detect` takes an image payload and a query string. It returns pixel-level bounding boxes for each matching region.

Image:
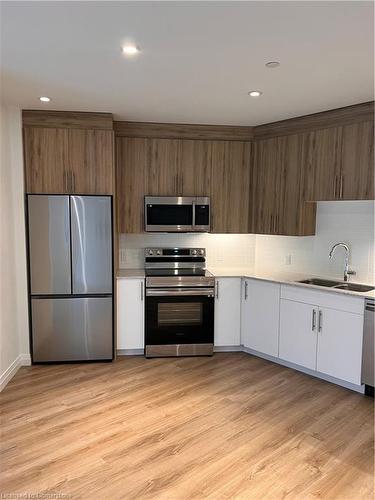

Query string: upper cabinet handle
[339,175,344,199]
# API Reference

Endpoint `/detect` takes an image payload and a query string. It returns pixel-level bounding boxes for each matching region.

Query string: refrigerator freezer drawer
[32,297,113,362]
[28,195,71,295]
[70,196,112,294]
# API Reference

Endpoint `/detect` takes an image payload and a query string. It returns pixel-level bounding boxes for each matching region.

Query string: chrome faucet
[328,242,356,282]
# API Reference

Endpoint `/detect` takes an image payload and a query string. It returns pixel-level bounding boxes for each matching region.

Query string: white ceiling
[1,1,374,125]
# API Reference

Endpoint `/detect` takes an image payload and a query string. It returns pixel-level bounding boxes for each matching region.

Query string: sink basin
[297,278,374,293]
[298,278,342,287]
[333,283,374,293]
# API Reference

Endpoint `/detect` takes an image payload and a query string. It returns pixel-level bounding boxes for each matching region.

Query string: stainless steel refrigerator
[27,195,113,362]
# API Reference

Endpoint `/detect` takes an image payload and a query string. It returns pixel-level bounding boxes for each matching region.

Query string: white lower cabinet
[214,278,241,346]
[241,279,280,357]
[117,278,145,350]
[316,307,363,384]
[279,286,364,385]
[279,299,318,370]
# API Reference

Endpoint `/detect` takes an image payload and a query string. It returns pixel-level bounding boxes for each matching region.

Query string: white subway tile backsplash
[119,201,374,284]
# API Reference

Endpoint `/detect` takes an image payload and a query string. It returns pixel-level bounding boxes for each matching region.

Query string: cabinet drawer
[281,285,364,315]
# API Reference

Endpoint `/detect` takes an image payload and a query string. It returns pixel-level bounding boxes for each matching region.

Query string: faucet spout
[328,243,355,282]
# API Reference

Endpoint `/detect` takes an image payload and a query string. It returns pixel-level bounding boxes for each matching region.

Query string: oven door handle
[146,288,215,297]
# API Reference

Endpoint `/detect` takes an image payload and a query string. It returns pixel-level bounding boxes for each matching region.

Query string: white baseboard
[0,352,30,392]
[20,353,31,365]
[242,346,365,394]
[117,349,144,356]
[214,345,242,352]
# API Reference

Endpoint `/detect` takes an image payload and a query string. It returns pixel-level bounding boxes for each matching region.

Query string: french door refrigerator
[27,195,113,362]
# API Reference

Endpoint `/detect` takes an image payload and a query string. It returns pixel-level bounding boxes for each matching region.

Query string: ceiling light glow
[39,96,51,102]
[122,45,140,55]
[248,91,263,97]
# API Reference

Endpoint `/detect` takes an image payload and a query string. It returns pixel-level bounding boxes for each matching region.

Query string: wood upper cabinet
[116,137,148,233]
[23,125,114,195]
[146,139,181,195]
[252,134,316,236]
[210,141,252,233]
[23,127,70,193]
[278,133,316,236]
[252,137,282,234]
[68,129,114,194]
[306,126,342,201]
[179,140,212,196]
[340,121,374,200]
[306,121,374,201]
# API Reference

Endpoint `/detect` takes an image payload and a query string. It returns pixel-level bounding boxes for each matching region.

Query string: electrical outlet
[285,254,292,265]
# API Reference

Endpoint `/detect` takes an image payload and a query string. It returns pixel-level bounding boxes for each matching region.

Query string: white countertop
[117,269,145,278]
[208,268,375,299]
[116,267,374,299]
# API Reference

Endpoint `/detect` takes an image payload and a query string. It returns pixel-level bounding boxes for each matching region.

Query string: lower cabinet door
[241,279,280,357]
[279,299,318,370]
[316,307,364,384]
[214,278,241,346]
[117,278,145,350]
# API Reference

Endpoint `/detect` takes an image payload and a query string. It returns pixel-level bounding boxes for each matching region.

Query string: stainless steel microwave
[145,196,210,232]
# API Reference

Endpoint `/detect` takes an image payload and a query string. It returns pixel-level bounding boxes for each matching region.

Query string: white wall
[0,103,30,390]
[255,201,375,283]
[119,201,375,284]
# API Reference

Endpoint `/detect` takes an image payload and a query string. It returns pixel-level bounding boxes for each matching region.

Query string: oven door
[145,196,194,232]
[145,288,214,347]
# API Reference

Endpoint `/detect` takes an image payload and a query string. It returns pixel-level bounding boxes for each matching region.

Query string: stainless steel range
[144,247,215,357]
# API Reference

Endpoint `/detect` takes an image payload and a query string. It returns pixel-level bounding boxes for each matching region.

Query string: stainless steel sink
[298,278,342,287]
[297,278,374,293]
[333,283,374,292]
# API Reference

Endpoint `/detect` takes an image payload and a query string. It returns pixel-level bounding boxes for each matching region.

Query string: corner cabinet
[117,278,145,351]
[214,278,241,347]
[241,279,280,357]
[306,121,374,201]
[279,285,364,384]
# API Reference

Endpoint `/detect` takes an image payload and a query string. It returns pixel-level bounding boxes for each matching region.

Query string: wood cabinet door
[23,127,69,193]
[306,127,342,201]
[214,278,241,346]
[116,137,149,233]
[279,299,318,370]
[242,279,280,357]
[210,141,252,233]
[68,129,114,194]
[179,140,212,196]
[340,121,374,200]
[146,139,181,195]
[252,138,282,234]
[316,307,363,384]
[277,133,316,236]
[117,278,145,350]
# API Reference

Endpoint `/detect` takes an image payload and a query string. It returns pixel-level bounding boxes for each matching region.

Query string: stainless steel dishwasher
[362,298,374,396]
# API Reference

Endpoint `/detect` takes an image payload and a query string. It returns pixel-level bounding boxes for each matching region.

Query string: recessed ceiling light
[121,45,140,55]
[39,96,51,102]
[265,61,280,68]
[248,90,263,97]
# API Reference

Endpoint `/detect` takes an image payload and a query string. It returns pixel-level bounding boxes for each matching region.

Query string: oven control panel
[145,248,205,257]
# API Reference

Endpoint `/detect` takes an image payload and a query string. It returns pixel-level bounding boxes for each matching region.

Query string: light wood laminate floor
[1,353,374,499]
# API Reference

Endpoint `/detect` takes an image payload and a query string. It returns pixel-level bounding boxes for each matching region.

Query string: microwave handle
[192,200,196,231]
